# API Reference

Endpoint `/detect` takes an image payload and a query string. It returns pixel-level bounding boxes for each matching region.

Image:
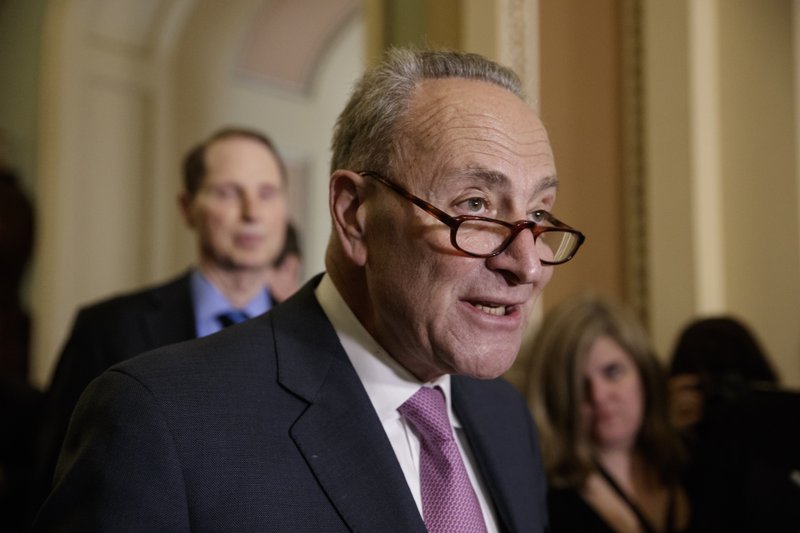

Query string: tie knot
[217,310,249,328]
[398,386,453,444]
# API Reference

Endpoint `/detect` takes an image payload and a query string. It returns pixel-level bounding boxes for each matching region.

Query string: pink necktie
[398,386,488,533]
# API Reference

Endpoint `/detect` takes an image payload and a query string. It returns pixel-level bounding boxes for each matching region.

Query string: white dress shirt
[315,274,499,532]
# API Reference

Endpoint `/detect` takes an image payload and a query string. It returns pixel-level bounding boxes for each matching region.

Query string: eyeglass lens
[455,219,580,263]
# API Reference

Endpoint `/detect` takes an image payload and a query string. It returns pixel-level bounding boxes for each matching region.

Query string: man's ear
[329,170,368,266]
[178,192,195,229]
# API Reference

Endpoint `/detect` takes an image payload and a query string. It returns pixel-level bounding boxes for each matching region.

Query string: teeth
[475,303,508,316]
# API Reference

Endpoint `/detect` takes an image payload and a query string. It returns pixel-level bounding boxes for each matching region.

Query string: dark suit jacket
[31,272,196,516]
[34,275,548,532]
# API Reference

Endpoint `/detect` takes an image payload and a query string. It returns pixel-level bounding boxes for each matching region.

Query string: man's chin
[219,259,272,273]
[454,350,519,380]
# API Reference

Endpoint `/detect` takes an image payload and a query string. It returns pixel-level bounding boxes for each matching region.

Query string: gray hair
[330,47,524,175]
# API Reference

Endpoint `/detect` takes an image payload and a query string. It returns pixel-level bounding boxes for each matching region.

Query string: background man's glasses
[358,171,585,265]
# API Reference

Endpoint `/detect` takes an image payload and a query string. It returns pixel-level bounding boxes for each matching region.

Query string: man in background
[35,48,585,532]
[32,127,289,516]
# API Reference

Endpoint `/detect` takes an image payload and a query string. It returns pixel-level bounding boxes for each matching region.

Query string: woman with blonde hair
[526,293,691,532]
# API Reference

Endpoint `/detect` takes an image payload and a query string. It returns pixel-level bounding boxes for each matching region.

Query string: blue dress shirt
[190,269,272,337]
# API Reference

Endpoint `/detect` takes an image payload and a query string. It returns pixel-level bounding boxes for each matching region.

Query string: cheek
[204,211,227,233]
[631,382,646,423]
[369,213,432,277]
[265,198,287,223]
[367,209,468,320]
[214,202,241,223]
[580,404,594,437]
[580,401,592,420]
[541,265,554,286]
[374,250,439,311]
[407,256,474,331]
[369,243,455,342]
[199,208,237,243]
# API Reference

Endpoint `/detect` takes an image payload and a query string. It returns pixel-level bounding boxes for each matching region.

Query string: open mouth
[473,302,510,316]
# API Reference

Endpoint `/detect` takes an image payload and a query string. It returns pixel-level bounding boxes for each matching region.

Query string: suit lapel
[271,277,426,532]
[452,376,544,533]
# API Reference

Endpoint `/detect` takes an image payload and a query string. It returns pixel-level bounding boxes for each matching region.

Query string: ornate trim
[621,0,649,325]
[496,0,539,106]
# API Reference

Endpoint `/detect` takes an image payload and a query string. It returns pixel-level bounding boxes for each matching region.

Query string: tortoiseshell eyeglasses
[358,171,585,266]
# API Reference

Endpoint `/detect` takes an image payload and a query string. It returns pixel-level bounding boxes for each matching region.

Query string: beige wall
[0,0,45,196]
[645,0,800,385]
[538,0,625,310]
[645,0,697,358]
[716,1,799,385]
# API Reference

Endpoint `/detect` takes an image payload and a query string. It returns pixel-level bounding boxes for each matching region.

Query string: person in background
[668,316,778,429]
[31,126,289,519]
[669,316,800,531]
[527,292,694,532]
[0,167,35,386]
[0,165,42,533]
[34,47,585,532]
[266,221,303,301]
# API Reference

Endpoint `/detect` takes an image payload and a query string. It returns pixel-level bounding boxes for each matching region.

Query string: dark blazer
[34,275,548,532]
[31,272,196,515]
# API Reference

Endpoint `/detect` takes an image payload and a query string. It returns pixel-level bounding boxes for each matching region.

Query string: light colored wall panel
[795,2,800,382]
[76,81,149,297]
[689,0,725,313]
[31,0,181,387]
[33,0,94,388]
[718,0,799,386]
[538,0,625,311]
[643,0,800,386]
[461,0,498,58]
[88,0,162,51]
[643,0,696,358]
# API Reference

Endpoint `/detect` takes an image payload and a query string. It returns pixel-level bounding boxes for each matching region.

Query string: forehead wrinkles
[400,92,551,178]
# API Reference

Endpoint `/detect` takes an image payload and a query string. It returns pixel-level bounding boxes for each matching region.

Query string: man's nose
[485,226,547,284]
[240,192,258,221]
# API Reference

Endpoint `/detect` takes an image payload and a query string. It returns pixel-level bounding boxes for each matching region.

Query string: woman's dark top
[548,485,684,533]
[548,487,615,533]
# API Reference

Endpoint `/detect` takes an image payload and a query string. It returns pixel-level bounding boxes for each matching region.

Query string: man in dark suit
[31,127,290,517]
[35,48,585,532]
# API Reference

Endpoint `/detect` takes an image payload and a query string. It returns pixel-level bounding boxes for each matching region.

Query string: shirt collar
[315,274,457,427]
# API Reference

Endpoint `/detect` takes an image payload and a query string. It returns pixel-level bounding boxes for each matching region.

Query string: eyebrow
[535,174,560,194]
[453,167,560,196]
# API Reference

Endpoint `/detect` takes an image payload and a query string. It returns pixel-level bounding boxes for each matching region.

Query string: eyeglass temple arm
[358,171,458,227]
